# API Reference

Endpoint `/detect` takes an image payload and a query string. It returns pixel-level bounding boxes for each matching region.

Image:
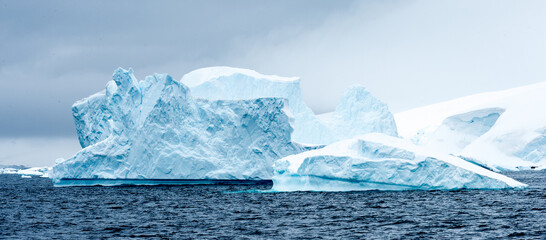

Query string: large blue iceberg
[51,67,525,190]
[51,68,309,185]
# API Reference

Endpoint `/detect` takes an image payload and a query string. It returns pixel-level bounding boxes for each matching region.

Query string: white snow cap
[181,66,299,88]
[395,81,546,171]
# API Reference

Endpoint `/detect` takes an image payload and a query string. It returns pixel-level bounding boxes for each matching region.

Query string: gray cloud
[0,0,354,137]
[1,0,545,139]
[234,0,546,113]
[2,0,546,167]
[0,137,81,167]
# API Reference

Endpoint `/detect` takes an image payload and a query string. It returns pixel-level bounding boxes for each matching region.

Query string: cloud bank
[1,0,545,166]
[236,0,546,113]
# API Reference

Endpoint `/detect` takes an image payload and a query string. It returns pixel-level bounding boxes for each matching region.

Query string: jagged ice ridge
[51,68,309,184]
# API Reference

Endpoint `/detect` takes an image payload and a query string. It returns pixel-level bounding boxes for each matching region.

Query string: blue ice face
[182,67,398,145]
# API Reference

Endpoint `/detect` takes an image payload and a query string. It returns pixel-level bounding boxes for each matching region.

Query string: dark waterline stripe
[56,178,273,187]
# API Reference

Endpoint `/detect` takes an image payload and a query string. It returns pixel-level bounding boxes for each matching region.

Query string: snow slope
[395,82,546,171]
[51,68,309,185]
[181,67,397,145]
[272,133,526,191]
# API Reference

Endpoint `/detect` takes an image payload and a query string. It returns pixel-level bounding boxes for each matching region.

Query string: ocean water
[1,171,545,239]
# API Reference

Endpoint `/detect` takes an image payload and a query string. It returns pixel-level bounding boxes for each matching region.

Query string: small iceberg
[17,167,51,178]
[272,133,527,191]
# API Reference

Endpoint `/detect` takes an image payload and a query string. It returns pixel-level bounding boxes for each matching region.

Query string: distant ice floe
[0,166,51,178]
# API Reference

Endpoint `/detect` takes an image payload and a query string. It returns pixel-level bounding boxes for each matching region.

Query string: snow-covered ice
[0,168,18,174]
[272,133,527,191]
[51,68,310,185]
[17,167,51,178]
[181,67,397,145]
[395,82,546,171]
[0,166,51,177]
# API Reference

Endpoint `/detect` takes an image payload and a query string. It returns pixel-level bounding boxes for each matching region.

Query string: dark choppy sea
[1,171,545,239]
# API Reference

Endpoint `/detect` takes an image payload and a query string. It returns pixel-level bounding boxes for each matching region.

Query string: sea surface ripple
[1,171,545,239]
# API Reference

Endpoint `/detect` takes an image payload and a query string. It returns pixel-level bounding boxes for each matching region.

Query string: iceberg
[50,68,309,185]
[395,82,546,171]
[181,67,397,145]
[17,167,51,178]
[272,133,527,191]
[50,66,526,190]
[0,166,50,177]
[0,168,19,174]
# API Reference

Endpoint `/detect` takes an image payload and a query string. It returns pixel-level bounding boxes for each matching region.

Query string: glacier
[272,133,527,191]
[181,67,397,145]
[50,68,310,185]
[395,81,546,171]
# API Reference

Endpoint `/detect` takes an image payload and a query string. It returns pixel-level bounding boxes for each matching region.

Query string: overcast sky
[1,0,546,166]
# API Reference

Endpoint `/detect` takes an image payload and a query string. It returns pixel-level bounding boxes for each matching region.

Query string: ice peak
[336,85,384,113]
[322,84,398,138]
[112,67,138,91]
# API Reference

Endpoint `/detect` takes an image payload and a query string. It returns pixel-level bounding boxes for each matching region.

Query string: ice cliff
[51,68,309,184]
[395,82,546,171]
[272,133,527,191]
[181,67,397,145]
